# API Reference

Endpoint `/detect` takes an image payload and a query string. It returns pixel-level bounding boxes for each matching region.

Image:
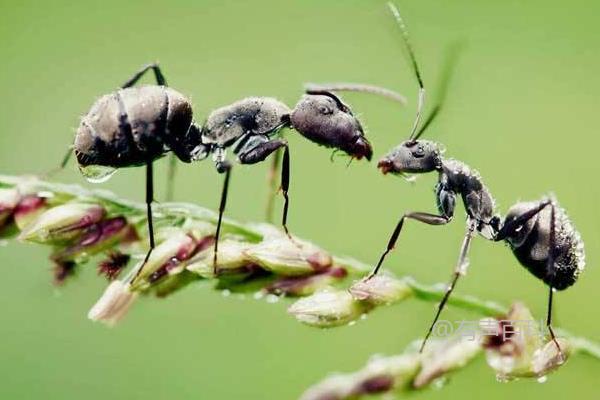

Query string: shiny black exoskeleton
[376,140,585,293]
[69,63,374,277]
[75,85,204,168]
[199,91,372,268]
[332,4,585,356]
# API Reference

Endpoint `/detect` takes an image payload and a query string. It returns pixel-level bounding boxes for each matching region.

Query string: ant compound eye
[412,145,426,158]
[224,115,237,128]
[319,105,333,115]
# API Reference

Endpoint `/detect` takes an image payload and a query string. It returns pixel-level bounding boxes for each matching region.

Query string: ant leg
[494,199,552,241]
[213,160,232,275]
[495,198,563,357]
[237,137,290,237]
[44,146,73,179]
[119,64,174,201]
[121,63,167,88]
[545,202,564,360]
[265,148,281,223]
[280,145,291,238]
[420,219,477,353]
[546,285,564,360]
[131,161,156,282]
[166,153,177,201]
[368,211,452,279]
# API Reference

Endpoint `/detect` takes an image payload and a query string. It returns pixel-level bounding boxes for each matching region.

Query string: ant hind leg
[121,63,167,88]
[130,161,156,282]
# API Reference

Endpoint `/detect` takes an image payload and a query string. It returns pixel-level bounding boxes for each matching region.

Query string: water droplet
[37,191,54,199]
[253,291,265,300]
[537,376,547,383]
[495,373,510,383]
[79,165,117,183]
[265,294,280,303]
[221,289,231,297]
[360,313,368,320]
[432,377,448,389]
[347,320,357,326]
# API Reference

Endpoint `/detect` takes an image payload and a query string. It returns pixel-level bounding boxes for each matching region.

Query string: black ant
[65,63,386,278]
[319,3,585,356]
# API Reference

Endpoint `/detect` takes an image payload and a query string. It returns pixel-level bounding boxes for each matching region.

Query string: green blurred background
[0,0,598,398]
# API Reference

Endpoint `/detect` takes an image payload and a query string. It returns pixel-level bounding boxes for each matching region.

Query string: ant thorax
[440,158,497,229]
[202,97,291,147]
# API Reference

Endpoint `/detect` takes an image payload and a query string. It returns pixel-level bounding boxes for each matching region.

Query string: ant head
[290,91,372,161]
[377,139,442,175]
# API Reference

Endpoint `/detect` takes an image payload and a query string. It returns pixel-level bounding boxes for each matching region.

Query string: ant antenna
[412,42,462,141]
[305,89,353,114]
[387,2,425,142]
[305,83,407,106]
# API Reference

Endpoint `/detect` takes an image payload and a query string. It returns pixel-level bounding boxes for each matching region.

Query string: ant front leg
[368,211,452,279]
[237,136,292,238]
[367,184,456,279]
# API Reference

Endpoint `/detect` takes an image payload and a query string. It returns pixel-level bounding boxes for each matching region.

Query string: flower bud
[245,236,332,276]
[301,353,421,400]
[185,239,251,279]
[18,203,105,244]
[266,267,347,296]
[130,231,200,288]
[150,270,198,298]
[349,274,413,305]
[51,217,137,264]
[13,195,48,230]
[88,280,137,326]
[482,302,568,380]
[413,336,482,388]
[531,338,571,376]
[288,287,369,328]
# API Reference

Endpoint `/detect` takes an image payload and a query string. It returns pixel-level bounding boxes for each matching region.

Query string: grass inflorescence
[1,174,599,398]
